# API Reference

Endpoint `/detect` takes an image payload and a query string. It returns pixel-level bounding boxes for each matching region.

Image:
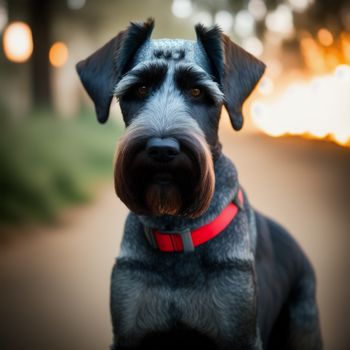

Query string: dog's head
[76,19,265,218]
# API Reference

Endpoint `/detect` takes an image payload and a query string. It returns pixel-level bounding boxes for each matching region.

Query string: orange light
[251,65,350,148]
[340,33,350,63]
[300,35,326,73]
[49,42,68,67]
[2,22,33,63]
[317,28,333,47]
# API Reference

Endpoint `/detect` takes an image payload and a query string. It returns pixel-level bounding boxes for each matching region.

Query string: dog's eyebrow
[174,63,224,103]
[114,61,168,98]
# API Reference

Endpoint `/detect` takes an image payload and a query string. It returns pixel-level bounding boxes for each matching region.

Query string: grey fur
[123,80,206,138]
[114,61,223,104]
[132,38,213,74]
[75,22,322,350]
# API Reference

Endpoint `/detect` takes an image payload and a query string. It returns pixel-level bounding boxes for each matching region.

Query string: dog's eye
[136,85,149,97]
[190,88,202,98]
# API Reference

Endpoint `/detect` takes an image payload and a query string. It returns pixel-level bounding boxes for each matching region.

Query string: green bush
[0,111,122,224]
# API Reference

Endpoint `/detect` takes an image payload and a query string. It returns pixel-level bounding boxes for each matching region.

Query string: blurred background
[0,0,349,349]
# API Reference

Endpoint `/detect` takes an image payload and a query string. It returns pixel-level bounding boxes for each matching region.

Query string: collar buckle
[173,228,194,252]
[144,227,194,252]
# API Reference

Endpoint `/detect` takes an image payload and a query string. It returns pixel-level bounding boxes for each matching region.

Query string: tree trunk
[28,0,52,110]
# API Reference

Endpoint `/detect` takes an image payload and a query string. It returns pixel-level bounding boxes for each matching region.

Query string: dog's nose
[146,137,180,162]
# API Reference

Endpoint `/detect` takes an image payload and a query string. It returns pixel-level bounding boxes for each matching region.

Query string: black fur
[76,20,322,350]
[195,24,224,84]
[195,24,266,130]
[221,34,266,130]
[76,19,154,123]
[254,213,322,349]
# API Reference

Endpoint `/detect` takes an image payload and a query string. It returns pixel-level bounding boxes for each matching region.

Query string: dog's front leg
[285,272,322,350]
[109,257,164,349]
[268,265,322,350]
[109,261,141,349]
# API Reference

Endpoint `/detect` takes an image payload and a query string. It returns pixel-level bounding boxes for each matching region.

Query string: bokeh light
[248,0,267,21]
[265,5,294,36]
[317,28,334,47]
[252,65,350,146]
[257,76,274,95]
[49,42,69,68]
[2,21,33,63]
[67,0,86,10]
[234,10,255,37]
[191,11,213,27]
[340,33,350,61]
[242,36,264,57]
[288,0,311,13]
[0,0,8,33]
[171,0,193,19]
[214,11,233,32]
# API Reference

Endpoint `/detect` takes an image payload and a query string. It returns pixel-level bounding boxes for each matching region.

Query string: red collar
[144,190,243,253]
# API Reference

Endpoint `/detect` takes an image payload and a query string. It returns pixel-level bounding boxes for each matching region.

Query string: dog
[76,19,322,350]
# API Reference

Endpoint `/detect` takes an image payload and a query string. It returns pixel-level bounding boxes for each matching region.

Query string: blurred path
[0,187,127,350]
[1,129,349,350]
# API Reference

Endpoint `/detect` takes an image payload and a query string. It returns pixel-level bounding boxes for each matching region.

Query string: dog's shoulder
[254,210,317,342]
[254,211,315,282]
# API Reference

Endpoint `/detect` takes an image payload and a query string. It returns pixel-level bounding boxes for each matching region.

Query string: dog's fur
[76,19,322,350]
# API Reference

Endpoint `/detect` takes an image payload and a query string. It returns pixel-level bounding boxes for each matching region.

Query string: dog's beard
[146,182,182,216]
[114,129,215,218]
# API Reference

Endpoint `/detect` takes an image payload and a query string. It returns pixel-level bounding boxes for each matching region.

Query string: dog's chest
[111,254,257,347]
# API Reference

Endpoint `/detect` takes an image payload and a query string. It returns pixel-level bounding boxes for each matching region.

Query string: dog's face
[76,19,265,218]
[114,39,223,217]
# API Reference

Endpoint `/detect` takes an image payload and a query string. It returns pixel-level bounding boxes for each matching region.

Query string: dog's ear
[76,19,154,123]
[195,24,266,131]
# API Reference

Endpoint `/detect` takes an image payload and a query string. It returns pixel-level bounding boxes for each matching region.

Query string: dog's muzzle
[114,126,215,218]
